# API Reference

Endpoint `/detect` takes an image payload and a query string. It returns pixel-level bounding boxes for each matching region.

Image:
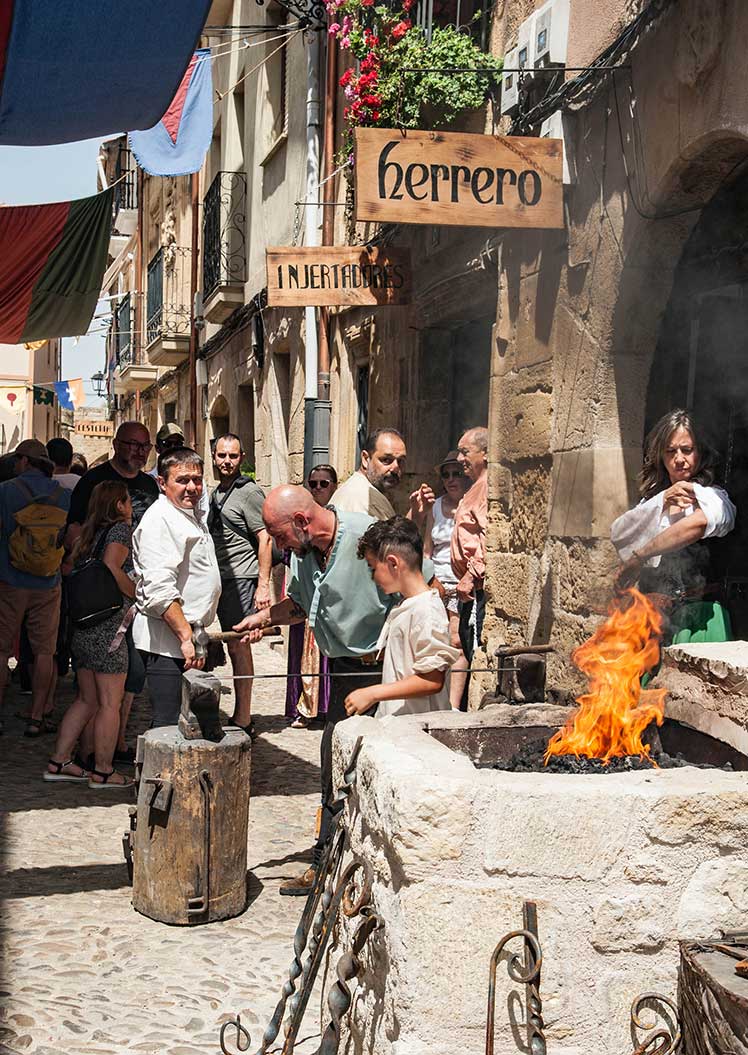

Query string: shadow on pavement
[0,861,130,900]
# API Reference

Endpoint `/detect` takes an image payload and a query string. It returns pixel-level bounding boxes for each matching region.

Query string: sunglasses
[309,479,333,489]
[441,469,463,479]
[118,440,152,453]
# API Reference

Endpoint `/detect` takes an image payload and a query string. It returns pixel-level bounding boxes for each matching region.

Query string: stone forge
[333,703,748,1055]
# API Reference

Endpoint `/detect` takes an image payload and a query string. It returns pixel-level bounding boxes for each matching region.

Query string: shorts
[0,582,61,656]
[217,577,257,632]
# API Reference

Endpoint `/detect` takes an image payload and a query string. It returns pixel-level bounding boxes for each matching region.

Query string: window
[164,401,177,423]
[356,364,369,465]
[261,6,288,161]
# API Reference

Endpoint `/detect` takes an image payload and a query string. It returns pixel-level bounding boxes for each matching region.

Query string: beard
[366,467,399,492]
[290,523,314,556]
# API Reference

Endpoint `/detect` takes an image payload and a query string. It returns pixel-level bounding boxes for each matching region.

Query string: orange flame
[544,588,667,765]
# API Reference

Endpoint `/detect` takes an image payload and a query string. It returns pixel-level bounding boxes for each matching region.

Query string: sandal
[43,758,89,783]
[227,717,256,738]
[88,767,134,790]
[290,715,310,729]
[24,716,57,737]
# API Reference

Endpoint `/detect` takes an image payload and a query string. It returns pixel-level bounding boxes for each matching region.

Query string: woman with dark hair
[44,480,135,787]
[612,409,736,641]
[284,464,338,728]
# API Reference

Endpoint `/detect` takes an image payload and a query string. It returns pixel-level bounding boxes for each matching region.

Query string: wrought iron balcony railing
[146,246,192,347]
[414,0,488,48]
[114,145,138,215]
[115,292,134,366]
[202,170,247,302]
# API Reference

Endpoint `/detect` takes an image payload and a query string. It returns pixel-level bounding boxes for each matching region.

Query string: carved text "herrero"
[377,139,543,207]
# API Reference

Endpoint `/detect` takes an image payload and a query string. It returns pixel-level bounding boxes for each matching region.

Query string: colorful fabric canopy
[0,189,113,343]
[129,50,212,177]
[0,0,212,145]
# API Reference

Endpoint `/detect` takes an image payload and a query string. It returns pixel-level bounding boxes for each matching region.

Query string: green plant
[330,1,502,166]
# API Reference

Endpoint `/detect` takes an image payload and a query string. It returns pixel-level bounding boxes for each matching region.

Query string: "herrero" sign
[266,246,412,307]
[354,128,564,229]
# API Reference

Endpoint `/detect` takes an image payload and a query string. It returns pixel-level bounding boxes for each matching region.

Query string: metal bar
[486,909,545,1055]
[400,65,631,72]
[209,667,502,681]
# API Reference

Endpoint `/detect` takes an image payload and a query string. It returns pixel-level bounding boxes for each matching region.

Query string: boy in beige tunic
[344,516,459,718]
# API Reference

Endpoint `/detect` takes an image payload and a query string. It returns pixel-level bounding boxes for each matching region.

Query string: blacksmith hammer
[191,620,281,661]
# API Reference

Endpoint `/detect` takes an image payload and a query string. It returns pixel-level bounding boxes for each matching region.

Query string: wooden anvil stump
[131,670,251,925]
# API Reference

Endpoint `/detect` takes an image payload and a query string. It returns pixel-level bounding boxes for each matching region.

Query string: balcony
[109,144,138,258]
[146,245,192,367]
[112,293,157,393]
[202,171,247,323]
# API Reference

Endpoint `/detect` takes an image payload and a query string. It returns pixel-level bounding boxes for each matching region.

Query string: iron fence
[202,170,247,302]
[114,144,138,215]
[115,292,134,366]
[146,246,192,346]
[413,0,488,49]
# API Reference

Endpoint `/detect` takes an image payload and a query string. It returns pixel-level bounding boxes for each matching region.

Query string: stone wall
[333,707,748,1055]
[482,0,748,697]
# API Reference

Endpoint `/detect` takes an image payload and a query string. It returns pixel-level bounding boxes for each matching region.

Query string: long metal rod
[188,170,200,448]
[210,667,502,681]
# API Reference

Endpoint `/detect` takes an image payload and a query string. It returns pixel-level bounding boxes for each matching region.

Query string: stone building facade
[479,0,748,695]
[105,0,748,698]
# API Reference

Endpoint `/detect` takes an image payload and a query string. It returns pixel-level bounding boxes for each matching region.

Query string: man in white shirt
[333,428,407,519]
[132,447,221,727]
[46,437,81,491]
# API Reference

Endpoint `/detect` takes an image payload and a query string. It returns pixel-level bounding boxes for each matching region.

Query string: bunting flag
[53,379,85,410]
[33,386,54,406]
[0,189,113,343]
[129,50,212,177]
[0,1,213,146]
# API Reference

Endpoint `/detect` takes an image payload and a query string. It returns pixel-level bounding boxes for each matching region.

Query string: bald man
[236,484,435,895]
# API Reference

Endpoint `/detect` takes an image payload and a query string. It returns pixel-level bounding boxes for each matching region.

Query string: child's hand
[344,688,377,716]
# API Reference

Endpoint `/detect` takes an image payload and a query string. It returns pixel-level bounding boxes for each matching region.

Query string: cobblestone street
[0,640,326,1054]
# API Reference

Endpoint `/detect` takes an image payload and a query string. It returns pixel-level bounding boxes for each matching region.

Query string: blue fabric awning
[0,0,213,146]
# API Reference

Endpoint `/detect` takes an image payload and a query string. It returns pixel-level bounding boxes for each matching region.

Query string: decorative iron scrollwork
[629,992,681,1055]
[219,739,367,1055]
[253,0,327,30]
[202,171,247,302]
[486,901,546,1055]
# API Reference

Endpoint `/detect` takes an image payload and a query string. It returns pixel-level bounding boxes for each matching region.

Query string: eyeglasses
[309,479,333,489]
[117,439,153,453]
[441,470,463,480]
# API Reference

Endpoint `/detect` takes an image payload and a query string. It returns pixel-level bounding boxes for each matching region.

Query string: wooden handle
[212,627,281,643]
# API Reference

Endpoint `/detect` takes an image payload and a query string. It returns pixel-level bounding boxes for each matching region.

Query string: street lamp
[91,371,106,398]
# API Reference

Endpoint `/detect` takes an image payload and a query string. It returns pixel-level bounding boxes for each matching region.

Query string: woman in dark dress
[44,481,135,787]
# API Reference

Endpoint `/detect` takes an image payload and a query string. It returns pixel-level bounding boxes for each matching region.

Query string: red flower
[339,68,353,87]
[371,110,380,121]
[391,18,411,39]
[363,94,382,107]
[403,0,413,9]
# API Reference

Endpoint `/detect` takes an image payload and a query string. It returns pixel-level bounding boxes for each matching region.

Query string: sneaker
[279,866,317,897]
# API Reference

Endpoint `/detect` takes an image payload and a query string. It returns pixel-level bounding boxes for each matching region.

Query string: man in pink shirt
[450,427,488,667]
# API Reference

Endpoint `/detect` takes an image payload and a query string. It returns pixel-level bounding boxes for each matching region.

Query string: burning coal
[544,589,666,766]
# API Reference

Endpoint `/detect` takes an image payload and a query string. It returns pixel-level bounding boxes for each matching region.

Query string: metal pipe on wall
[304,29,322,479]
[312,27,337,465]
[189,171,200,448]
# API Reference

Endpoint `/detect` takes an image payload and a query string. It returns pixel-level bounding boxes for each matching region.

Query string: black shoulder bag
[67,528,124,629]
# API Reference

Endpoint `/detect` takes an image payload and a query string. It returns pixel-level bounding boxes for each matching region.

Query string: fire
[544,588,667,765]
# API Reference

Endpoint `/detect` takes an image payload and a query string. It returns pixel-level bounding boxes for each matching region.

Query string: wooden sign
[266,246,412,308]
[75,419,114,437]
[354,127,564,229]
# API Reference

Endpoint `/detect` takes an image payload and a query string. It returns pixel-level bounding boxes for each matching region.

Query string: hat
[13,439,51,461]
[436,450,461,472]
[156,422,184,445]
